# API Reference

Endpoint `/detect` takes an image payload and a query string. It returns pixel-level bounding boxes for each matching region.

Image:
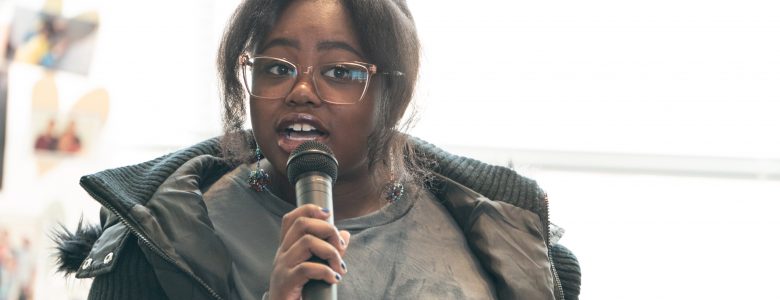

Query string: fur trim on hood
[52,218,102,275]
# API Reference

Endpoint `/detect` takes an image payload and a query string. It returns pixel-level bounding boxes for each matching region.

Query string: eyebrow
[317,40,365,59]
[259,38,299,53]
[260,38,365,59]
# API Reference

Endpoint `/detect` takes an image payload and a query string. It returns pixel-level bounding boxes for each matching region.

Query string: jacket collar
[74,134,559,299]
[80,134,550,240]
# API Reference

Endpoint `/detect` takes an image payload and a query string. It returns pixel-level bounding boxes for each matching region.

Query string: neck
[262,159,385,221]
[331,170,385,220]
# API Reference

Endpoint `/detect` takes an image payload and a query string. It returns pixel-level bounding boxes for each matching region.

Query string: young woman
[56,0,580,299]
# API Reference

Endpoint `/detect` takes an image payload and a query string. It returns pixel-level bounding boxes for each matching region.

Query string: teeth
[287,123,317,132]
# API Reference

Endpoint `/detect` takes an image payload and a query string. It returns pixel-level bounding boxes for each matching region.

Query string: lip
[275,113,330,153]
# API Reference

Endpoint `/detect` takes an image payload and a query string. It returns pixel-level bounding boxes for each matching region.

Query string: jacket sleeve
[88,234,169,300]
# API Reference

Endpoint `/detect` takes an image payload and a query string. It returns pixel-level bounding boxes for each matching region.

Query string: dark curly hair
[217,0,428,184]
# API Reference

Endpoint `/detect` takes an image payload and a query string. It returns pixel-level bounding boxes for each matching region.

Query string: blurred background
[0,0,778,299]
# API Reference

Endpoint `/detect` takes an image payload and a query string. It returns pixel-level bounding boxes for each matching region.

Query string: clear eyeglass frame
[239,53,402,105]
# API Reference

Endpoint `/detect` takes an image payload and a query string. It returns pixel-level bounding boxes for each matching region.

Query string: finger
[281,235,347,275]
[280,204,330,240]
[280,216,341,252]
[337,230,350,256]
[288,261,342,286]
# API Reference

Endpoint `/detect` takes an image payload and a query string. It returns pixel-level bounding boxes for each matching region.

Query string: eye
[322,64,368,82]
[322,66,350,79]
[253,57,296,78]
[265,63,294,76]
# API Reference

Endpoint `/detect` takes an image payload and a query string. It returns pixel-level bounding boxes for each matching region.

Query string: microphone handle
[295,172,337,300]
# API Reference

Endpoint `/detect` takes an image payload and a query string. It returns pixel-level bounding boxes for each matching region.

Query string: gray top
[204,163,497,299]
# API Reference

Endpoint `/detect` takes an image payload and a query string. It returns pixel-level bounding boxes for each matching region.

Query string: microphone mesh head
[286,141,339,183]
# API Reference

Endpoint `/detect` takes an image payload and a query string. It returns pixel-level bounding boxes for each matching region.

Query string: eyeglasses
[240,54,401,105]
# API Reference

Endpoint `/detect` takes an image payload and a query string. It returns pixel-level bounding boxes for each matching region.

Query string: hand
[268,204,351,300]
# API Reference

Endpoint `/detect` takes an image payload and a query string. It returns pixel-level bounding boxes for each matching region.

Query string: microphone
[286,141,339,300]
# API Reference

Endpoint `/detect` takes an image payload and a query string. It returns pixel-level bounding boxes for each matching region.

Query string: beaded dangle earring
[385,181,404,203]
[247,147,270,192]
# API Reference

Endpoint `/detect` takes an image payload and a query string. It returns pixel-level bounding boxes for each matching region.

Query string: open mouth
[282,123,328,140]
[275,114,330,153]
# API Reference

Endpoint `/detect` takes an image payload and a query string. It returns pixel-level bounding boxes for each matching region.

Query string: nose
[284,66,322,107]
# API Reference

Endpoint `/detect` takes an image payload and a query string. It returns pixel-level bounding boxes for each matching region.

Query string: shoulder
[52,217,167,298]
[410,136,548,215]
[55,137,229,279]
[86,234,170,299]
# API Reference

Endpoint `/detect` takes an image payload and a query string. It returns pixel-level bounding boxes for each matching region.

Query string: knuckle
[294,263,320,279]
[303,266,319,279]
[300,234,318,248]
[281,213,293,224]
[300,204,318,214]
[292,216,310,229]
[327,248,341,260]
[291,265,307,278]
[331,226,341,237]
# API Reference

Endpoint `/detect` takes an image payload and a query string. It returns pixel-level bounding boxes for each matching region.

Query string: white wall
[408,0,780,158]
[538,169,779,300]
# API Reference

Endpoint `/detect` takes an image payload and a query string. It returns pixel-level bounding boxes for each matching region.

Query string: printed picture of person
[33,118,82,154]
[56,120,80,153]
[33,118,58,151]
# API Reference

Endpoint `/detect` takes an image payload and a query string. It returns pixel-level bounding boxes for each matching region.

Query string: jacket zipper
[543,192,566,300]
[82,183,224,300]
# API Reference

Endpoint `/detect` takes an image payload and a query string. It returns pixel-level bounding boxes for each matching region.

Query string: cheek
[250,102,280,157]
[331,97,379,166]
[356,82,381,133]
[249,102,265,144]
[251,102,298,178]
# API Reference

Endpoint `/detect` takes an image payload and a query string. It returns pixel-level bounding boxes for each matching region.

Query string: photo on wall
[1,4,106,176]
[27,72,109,175]
[31,82,108,156]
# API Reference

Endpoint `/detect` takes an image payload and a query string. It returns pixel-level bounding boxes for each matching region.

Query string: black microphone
[286,141,339,300]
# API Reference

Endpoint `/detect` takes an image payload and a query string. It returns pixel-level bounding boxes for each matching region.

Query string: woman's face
[251,0,379,181]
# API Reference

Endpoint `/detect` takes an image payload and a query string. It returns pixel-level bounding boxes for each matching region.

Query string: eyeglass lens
[244,57,370,104]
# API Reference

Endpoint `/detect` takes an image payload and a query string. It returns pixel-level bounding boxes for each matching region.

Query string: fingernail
[321,207,330,214]
[335,273,342,281]
[341,260,347,271]
[339,238,346,246]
